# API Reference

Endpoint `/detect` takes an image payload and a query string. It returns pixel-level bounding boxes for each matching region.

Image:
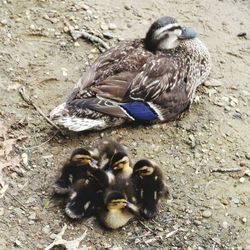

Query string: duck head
[70,148,94,165]
[145,16,197,52]
[133,159,155,176]
[109,152,130,174]
[105,191,128,210]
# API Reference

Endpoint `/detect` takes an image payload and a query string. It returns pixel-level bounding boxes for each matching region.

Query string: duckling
[132,159,169,219]
[97,190,139,229]
[92,139,128,168]
[53,148,97,194]
[50,16,211,132]
[65,167,111,219]
[106,151,133,179]
[92,139,133,179]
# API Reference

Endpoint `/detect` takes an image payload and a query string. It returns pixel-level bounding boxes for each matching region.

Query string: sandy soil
[0,0,250,249]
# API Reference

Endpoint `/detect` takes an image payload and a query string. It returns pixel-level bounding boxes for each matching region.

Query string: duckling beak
[107,199,127,210]
[178,27,197,40]
[80,158,92,165]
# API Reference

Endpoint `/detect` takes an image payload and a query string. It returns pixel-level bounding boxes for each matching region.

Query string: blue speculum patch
[120,101,158,122]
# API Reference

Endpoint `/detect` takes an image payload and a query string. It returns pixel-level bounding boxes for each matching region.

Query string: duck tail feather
[50,102,67,119]
[58,116,106,132]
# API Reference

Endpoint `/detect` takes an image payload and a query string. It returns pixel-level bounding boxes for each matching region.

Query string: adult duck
[50,16,211,131]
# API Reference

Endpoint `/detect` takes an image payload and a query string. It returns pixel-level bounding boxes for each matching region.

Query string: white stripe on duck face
[154,23,181,39]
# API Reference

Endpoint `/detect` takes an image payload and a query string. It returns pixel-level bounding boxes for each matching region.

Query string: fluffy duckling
[65,167,112,219]
[106,152,133,179]
[97,190,139,229]
[132,159,169,219]
[92,139,133,179]
[92,139,128,168]
[53,148,97,194]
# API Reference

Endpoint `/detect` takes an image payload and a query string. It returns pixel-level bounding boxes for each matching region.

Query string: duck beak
[178,27,197,40]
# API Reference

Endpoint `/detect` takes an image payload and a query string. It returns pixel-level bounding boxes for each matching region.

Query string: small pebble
[74,41,80,47]
[124,5,131,10]
[239,177,245,183]
[61,68,68,77]
[59,41,67,47]
[63,26,69,32]
[88,54,94,59]
[15,239,22,247]
[42,225,50,234]
[108,23,117,30]
[50,233,57,240]
[30,24,36,30]
[241,217,247,223]
[21,153,28,167]
[204,80,222,87]
[221,198,228,205]
[231,197,240,204]
[202,210,212,218]
[194,220,202,226]
[0,207,4,216]
[28,212,36,220]
[1,19,7,25]
[221,96,229,102]
[103,31,114,39]
[245,153,250,160]
[100,23,108,30]
[222,221,229,229]
[110,247,122,250]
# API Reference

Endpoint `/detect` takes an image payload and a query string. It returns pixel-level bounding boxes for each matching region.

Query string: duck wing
[74,40,144,92]
[123,56,192,121]
[67,71,136,119]
[127,56,186,101]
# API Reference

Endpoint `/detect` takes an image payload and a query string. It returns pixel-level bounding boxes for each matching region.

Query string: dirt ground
[0,0,250,249]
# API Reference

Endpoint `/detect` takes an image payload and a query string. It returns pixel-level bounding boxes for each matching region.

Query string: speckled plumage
[50,16,211,131]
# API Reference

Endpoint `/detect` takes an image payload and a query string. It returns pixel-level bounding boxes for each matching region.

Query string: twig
[27,130,59,150]
[18,87,65,136]
[7,193,26,210]
[165,229,178,239]
[144,238,157,244]
[138,220,155,234]
[204,179,227,197]
[69,29,110,50]
[226,51,243,59]
[210,167,241,173]
[45,224,87,250]
[127,231,152,240]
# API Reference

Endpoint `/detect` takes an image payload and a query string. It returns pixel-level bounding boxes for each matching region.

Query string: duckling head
[145,16,197,52]
[70,148,94,165]
[105,191,128,210]
[109,152,131,174]
[87,168,111,188]
[133,159,155,176]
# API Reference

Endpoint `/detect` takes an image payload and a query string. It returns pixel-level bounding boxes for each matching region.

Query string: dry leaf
[45,224,88,250]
